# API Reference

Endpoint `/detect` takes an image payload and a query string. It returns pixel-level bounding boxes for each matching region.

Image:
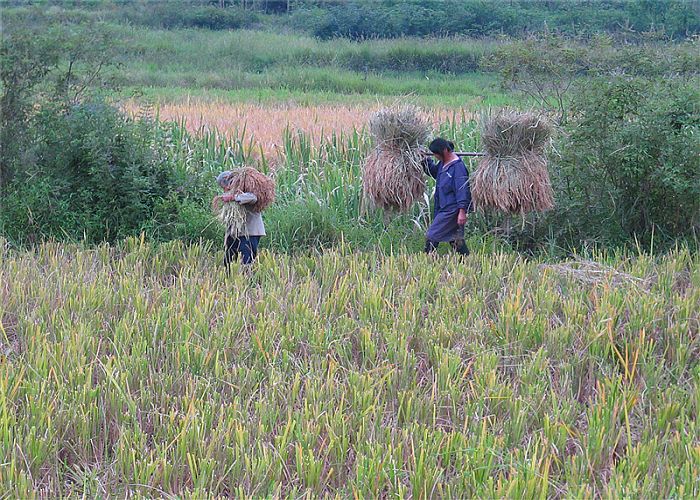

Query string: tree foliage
[551,78,700,247]
[0,10,214,245]
[486,33,699,123]
[287,0,700,40]
[0,10,117,187]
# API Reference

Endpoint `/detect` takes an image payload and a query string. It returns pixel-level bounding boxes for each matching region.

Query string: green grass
[106,26,511,106]
[1,239,698,497]
[122,71,512,109]
[117,27,493,75]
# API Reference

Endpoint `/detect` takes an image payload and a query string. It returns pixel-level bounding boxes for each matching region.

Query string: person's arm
[234,192,258,205]
[454,161,471,225]
[212,194,223,211]
[423,157,439,179]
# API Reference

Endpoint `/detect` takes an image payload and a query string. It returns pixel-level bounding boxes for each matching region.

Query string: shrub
[0,102,215,245]
[487,34,700,123]
[122,4,256,30]
[551,77,700,248]
[0,10,117,187]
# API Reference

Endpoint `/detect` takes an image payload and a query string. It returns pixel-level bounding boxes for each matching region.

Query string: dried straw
[363,148,426,212]
[219,201,246,237]
[471,109,554,214]
[471,152,554,214]
[481,109,552,157]
[369,105,431,149]
[363,106,431,212]
[540,259,651,291]
[227,167,276,212]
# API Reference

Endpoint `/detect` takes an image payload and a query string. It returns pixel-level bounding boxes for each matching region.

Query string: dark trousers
[424,239,470,256]
[225,235,261,267]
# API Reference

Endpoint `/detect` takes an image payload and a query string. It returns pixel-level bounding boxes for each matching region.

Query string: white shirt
[234,193,266,237]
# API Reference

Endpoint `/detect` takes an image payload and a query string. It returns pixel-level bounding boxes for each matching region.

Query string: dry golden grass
[363,106,431,213]
[227,167,276,212]
[471,110,555,214]
[124,100,472,157]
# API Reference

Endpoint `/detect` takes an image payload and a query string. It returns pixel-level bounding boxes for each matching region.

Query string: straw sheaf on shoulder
[227,167,276,213]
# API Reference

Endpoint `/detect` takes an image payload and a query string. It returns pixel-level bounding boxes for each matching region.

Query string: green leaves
[555,77,700,247]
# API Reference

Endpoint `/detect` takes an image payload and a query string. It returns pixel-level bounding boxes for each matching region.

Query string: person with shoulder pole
[421,137,473,257]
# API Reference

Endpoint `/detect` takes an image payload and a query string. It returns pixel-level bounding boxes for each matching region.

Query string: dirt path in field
[124,100,475,157]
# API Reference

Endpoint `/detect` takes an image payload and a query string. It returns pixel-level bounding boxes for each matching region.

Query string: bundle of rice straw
[218,201,246,236]
[362,106,431,212]
[226,167,276,212]
[471,109,555,214]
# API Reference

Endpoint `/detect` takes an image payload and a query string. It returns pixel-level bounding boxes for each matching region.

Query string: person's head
[428,138,455,162]
[217,170,233,191]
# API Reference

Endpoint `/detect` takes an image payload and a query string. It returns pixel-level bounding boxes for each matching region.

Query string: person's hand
[457,209,467,226]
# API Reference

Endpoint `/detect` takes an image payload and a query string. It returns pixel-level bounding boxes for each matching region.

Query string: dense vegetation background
[6,0,700,38]
[1,0,698,254]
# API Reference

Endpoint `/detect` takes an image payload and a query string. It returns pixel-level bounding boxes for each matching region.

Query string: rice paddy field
[3,4,700,498]
[1,239,699,497]
[125,101,476,158]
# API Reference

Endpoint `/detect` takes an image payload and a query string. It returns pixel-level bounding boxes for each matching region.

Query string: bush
[551,77,700,248]
[289,0,700,40]
[122,4,256,30]
[1,10,118,187]
[0,102,215,245]
[486,33,700,123]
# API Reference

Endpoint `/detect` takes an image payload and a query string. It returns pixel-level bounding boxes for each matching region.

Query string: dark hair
[429,138,455,155]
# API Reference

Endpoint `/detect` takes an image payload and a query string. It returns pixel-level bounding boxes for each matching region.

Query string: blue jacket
[425,157,473,213]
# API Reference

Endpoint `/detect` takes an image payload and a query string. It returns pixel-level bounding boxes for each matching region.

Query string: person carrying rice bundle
[421,138,473,257]
[213,169,271,268]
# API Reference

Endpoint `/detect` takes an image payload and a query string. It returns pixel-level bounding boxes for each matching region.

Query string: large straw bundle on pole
[226,167,276,213]
[471,110,554,214]
[362,106,431,213]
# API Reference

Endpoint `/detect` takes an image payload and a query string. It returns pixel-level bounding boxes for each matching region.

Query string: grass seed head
[218,201,247,236]
[481,109,553,157]
[369,105,431,150]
